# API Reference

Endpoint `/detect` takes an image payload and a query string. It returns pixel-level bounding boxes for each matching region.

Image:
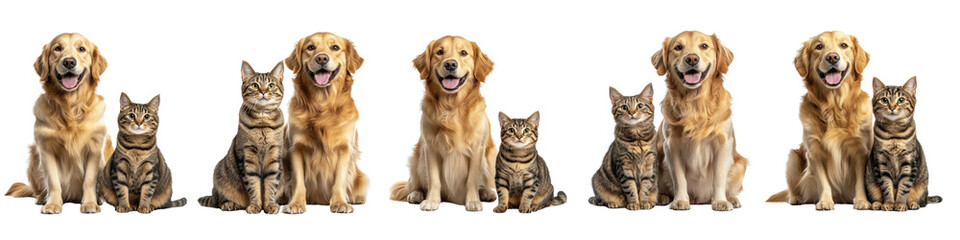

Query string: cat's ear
[498,112,511,127]
[119,92,131,109]
[903,76,917,95]
[147,94,160,112]
[640,83,654,102]
[413,40,436,80]
[241,60,255,80]
[270,61,284,80]
[526,111,540,128]
[872,77,885,94]
[609,87,623,105]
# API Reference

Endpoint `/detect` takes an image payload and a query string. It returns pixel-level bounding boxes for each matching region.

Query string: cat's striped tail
[198,195,219,208]
[928,196,943,204]
[158,197,187,209]
[551,191,567,206]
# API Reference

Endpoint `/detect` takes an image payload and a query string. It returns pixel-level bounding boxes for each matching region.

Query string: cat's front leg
[111,163,132,213]
[262,146,283,214]
[620,164,642,210]
[241,147,263,214]
[137,163,158,214]
[518,173,540,213]
[893,164,915,212]
[493,172,510,213]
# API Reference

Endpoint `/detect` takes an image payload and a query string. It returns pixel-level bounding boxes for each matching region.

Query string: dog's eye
[128,113,135,119]
[306,45,316,51]
[898,97,904,103]
[331,45,340,51]
[54,46,63,51]
[460,50,468,56]
[700,44,708,49]
[78,47,86,52]
[815,44,823,50]
[436,49,444,55]
[840,43,849,49]
[674,45,683,51]
[621,105,628,111]
[881,97,888,103]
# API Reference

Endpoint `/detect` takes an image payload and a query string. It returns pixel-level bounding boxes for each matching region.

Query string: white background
[0,0,955,239]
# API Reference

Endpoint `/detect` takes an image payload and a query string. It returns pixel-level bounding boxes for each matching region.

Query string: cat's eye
[54,45,63,51]
[621,105,628,111]
[306,45,316,51]
[637,104,643,109]
[700,43,708,49]
[144,114,150,120]
[460,50,468,56]
[898,97,904,103]
[815,43,823,50]
[840,43,849,49]
[78,46,86,52]
[508,129,515,133]
[674,45,683,51]
[331,45,340,51]
[253,83,260,88]
[523,128,529,133]
[436,49,444,55]
[881,97,888,103]
[128,113,135,119]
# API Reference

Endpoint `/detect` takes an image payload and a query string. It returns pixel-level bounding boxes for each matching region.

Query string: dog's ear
[285,37,305,74]
[241,60,255,80]
[472,41,494,83]
[851,35,870,78]
[872,77,885,94]
[794,39,811,78]
[147,94,160,112]
[270,61,284,80]
[651,37,670,76]
[498,111,511,127]
[640,83,654,102]
[413,40,435,80]
[90,42,108,82]
[345,40,364,74]
[713,34,734,74]
[526,111,540,128]
[903,76,917,95]
[609,87,623,105]
[34,44,50,80]
[119,92,131,109]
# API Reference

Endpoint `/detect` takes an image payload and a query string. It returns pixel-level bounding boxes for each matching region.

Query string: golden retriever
[652,31,748,211]
[5,33,112,214]
[390,36,497,211]
[282,32,369,214]
[767,31,873,210]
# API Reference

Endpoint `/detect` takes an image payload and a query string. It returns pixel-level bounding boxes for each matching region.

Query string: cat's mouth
[675,64,710,88]
[817,67,847,88]
[55,69,85,91]
[310,64,340,87]
[880,110,906,120]
[436,71,468,92]
[127,125,151,135]
[507,138,532,148]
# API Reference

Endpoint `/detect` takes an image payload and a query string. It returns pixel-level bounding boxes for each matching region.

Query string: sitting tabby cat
[589,84,659,210]
[866,76,942,211]
[97,93,186,213]
[199,61,286,214]
[493,111,566,213]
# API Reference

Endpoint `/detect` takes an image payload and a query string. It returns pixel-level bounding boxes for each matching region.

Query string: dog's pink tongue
[314,72,330,85]
[441,78,459,89]
[683,73,701,84]
[825,72,842,85]
[61,75,79,89]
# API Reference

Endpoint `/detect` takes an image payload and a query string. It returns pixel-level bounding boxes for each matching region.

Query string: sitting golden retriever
[5,33,111,214]
[390,36,497,211]
[767,31,873,210]
[652,31,748,211]
[282,32,369,214]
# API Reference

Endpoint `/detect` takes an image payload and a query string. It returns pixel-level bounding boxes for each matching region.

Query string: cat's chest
[118,149,155,173]
[877,140,914,159]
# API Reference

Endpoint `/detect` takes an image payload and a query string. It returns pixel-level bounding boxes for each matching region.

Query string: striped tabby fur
[97,93,186,213]
[866,77,941,211]
[492,111,566,213]
[589,84,659,210]
[198,61,286,214]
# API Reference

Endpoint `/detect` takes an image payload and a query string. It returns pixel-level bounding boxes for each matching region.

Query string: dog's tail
[928,196,943,204]
[198,195,218,208]
[5,182,35,198]
[157,197,187,209]
[767,190,789,202]
[390,181,408,201]
[551,191,567,206]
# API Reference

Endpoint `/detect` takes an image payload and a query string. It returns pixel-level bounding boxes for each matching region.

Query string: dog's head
[795,31,869,89]
[285,32,363,89]
[413,36,493,93]
[34,33,107,93]
[652,31,733,90]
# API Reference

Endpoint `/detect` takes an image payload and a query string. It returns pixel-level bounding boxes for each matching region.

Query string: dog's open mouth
[55,70,85,90]
[310,64,340,87]
[817,67,847,87]
[436,71,468,91]
[676,64,710,86]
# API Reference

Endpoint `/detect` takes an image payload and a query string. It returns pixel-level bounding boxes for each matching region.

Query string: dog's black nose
[315,54,329,65]
[443,60,458,71]
[62,57,77,69]
[825,52,840,64]
[684,54,699,66]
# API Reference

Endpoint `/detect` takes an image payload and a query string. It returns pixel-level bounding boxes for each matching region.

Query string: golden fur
[389,36,498,211]
[281,32,369,214]
[652,31,748,211]
[5,33,112,214]
[767,31,873,210]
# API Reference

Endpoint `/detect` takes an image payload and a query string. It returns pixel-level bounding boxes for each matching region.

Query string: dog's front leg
[804,139,834,210]
[665,140,690,210]
[463,147,484,212]
[329,149,354,213]
[80,150,102,213]
[846,137,871,210]
[711,137,734,211]
[420,145,442,211]
[282,150,307,214]
[38,147,62,214]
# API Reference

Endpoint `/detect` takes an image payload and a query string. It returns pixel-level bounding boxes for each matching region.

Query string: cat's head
[118,92,160,135]
[872,76,917,121]
[241,61,284,110]
[498,111,540,149]
[609,83,655,126]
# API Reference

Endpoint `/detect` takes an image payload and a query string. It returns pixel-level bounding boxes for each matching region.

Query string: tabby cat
[492,111,566,213]
[198,61,286,214]
[866,76,941,211]
[589,84,658,210]
[97,93,186,213]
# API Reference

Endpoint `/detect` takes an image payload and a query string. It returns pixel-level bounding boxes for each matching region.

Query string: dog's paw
[893,203,908,212]
[728,196,742,209]
[137,206,154,214]
[419,199,440,211]
[220,202,241,211]
[246,205,262,214]
[493,204,508,213]
[787,195,802,205]
[283,202,307,214]
[815,200,835,211]
[81,202,101,214]
[639,201,655,210]
[670,200,690,211]
[712,200,734,211]
[41,203,62,214]
[908,202,920,210]
[853,198,871,210]
[406,191,424,204]
[625,202,641,211]
[115,205,132,213]
[465,200,483,212]
[330,201,354,214]
[479,189,497,202]
[871,202,883,211]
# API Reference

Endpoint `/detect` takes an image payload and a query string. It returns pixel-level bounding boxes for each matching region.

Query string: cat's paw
[115,205,132,213]
[246,205,262,214]
[479,189,497,202]
[670,200,690,211]
[137,206,154,214]
[283,202,306,214]
[263,204,280,214]
[419,199,440,211]
[712,200,734,211]
[853,198,871,210]
[518,204,533,213]
[728,196,742,209]
[605,201,624,209]
[330,201,354,214]
[871,202,883,211]
[815,200,834,211]
[220,202,241,211]
[639,201,655,210]
[81,202,101,214]
[41,202,62,214]
[882,203,895,211]
[406,191,424,204]
[893,203,908,212]
[493,204,508,213]
[625,202,641,210]
[465,200,482,212]
[908,202,920,210]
